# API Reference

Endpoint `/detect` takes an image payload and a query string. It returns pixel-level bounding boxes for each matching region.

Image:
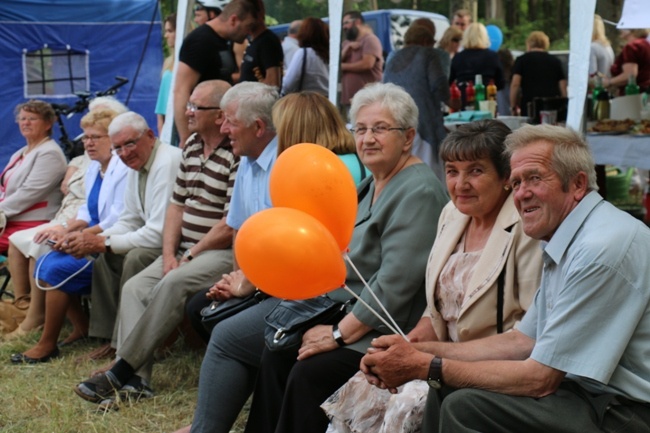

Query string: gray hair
[221,82,279,128]
[89,96,128,114]
[349,82,419,131]
[504,124,598,192]
[108,111,149,136]
[440,119,512,179]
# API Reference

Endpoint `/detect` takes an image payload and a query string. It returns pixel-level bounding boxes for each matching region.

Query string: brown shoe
[74,342,116,364]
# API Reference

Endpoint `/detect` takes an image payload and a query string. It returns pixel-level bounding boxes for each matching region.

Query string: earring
[504,185,511,191]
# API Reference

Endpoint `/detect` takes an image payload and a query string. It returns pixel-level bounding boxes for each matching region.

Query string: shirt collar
[248,135,278,172]
[140,139,160,174]
[543,191,604,265]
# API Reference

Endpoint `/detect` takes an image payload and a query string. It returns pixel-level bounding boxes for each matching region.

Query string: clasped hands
[360,334,433,394]
[207,270,254,302]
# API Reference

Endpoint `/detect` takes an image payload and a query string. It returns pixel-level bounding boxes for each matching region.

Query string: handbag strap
[34,250,93,290]
[496,225,514,334]
[298,48,307,91]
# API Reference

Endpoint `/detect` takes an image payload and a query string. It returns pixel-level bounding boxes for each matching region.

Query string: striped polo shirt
[170,134,239,249]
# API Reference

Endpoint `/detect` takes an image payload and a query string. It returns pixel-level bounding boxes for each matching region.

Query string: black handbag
[264,296,347,352]
[201,290,269,332]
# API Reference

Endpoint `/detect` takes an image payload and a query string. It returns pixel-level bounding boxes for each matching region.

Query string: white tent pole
[566,0,596,131]
[328,0,343,108]
[161,0,190,144]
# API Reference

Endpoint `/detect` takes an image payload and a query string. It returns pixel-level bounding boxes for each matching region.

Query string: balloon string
[343,253,407,340]
[341,285,406,339]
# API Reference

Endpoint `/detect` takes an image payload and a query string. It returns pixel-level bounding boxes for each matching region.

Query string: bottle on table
[449,81,461,113]
[592,76,605,120]
[486,79,497,101]
[465,81,475,111]
[625,74,640,96]
[594,89,611,120]
[474,74,486,110]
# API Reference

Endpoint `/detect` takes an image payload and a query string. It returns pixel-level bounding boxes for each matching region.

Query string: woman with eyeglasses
[0,100,67,256]
[242,82,449,433]
[9,109,130,363]
[438,26,463,61]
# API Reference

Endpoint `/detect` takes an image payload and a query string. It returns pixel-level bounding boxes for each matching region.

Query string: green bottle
[592,76,604,120]
[474,74,486,110]
[625,74,640,95]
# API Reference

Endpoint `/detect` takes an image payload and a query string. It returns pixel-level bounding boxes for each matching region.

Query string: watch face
[427,378,442,389]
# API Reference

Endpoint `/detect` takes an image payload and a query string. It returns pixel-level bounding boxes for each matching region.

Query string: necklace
[23,136,50,155]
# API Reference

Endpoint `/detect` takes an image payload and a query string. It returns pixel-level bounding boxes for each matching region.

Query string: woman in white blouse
[281,17,329,96]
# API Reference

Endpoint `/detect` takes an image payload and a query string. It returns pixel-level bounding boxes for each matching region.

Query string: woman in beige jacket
[323,119,543,433]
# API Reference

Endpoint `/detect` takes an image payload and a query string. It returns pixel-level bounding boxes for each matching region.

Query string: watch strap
[332,324,346,347]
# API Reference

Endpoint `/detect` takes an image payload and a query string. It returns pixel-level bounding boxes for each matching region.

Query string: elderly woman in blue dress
[10,109,129,363]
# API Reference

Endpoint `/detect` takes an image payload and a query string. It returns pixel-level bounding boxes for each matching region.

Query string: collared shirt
[225,136,278,230]
[519,191,650,402]
[138,140,160,209]
[171,134,239,248]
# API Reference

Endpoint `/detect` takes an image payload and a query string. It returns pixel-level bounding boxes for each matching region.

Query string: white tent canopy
[162,0,649,144]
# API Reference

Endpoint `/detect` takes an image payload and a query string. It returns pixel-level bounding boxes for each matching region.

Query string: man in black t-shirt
[238,6,283,88]
[174,0,258,146]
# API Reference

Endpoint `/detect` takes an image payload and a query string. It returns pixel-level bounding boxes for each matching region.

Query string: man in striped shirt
[75,80,238,404]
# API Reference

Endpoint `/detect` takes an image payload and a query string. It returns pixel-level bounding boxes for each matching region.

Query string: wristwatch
[427,356,443,389]
[332,324,346,347]
[183,249,194,261]
[104,236,112,253]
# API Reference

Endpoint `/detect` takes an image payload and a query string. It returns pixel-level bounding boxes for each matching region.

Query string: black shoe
[74,372,122,404]
[10,348,60,364]
[98,376,155,410]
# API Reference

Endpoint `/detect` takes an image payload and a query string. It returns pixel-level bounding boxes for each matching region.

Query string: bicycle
[51,76,129,159]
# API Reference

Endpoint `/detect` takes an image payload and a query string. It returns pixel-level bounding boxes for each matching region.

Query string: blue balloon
[486,24,503,51]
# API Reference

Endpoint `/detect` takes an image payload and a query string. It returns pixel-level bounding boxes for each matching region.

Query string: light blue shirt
[226,137,278,230]
[519,191,650,402]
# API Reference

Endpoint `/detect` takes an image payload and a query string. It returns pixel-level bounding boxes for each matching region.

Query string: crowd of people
[1,1,649,433]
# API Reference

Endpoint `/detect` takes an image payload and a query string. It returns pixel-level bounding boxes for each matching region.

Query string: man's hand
[61,232,105,258]
[297,325,338,361]
[360,334,432,391]
[162,253,180,276]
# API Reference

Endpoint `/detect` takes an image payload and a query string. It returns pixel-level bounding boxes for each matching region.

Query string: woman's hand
[33,225,66,244]
[406,317,438,343]
[207,270,253,301]
[298,324,339,361]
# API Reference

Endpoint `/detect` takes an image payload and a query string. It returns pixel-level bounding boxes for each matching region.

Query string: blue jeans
[190,296,281,433]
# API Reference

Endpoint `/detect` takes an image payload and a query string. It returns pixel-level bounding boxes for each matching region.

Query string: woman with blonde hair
[510,30,566,116]
[449,23,504,108]
[590,15,614,77]
[273,91,366,185]
[438,26,463,61]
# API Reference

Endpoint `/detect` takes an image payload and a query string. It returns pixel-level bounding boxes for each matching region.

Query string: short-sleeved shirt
[239,29,283,83]
[171,134,239,249]
[512,51,566,116]
[611,37,650,94]
[178,24,237,84]
[225,137,278,230]
[519,191,650,402]
[341,33,384,105]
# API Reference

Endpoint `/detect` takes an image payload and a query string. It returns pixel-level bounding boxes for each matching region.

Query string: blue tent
[0,0,162,168]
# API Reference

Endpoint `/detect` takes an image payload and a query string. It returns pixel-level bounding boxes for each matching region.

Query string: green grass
[0,329,203,432]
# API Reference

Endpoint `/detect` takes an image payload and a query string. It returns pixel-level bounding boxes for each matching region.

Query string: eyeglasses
[186,102,221,113]
[17,116,42,123]
[112,132,144,155]
[81,134,108,143]
[349,125,406,137]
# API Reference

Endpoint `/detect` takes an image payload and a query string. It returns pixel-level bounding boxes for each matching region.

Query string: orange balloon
[235,207,347,300]
[270,143,358,252]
